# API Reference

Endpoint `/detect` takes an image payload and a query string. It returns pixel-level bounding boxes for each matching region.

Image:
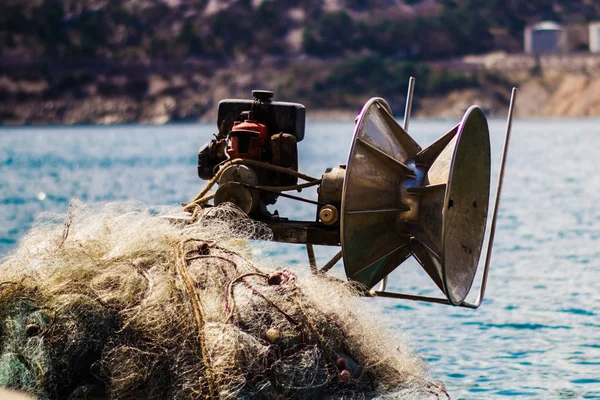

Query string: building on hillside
[590,22,600,53]
[524,21,568,54]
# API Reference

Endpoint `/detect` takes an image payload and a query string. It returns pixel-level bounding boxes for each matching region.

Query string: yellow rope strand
[174,240,218,398]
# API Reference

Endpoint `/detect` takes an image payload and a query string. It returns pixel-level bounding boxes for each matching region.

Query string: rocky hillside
[2,0,600,124]
[517,73,600,118]
[5,57,599,124]
[0,55,516,124]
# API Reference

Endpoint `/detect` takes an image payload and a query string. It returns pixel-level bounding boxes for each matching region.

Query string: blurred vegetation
[2,0,599,61]
[303,54,488,107]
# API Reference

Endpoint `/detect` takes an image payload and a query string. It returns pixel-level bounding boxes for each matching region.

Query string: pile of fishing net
[0,202,449,399]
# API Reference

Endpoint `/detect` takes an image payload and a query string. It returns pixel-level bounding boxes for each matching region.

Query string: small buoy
[338,369,351,383]
[36,192,46,201]
[266,327,280,342]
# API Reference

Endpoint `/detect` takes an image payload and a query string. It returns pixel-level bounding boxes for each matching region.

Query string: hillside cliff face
[4,61,600,124]
[416,72,600,119]
[517,73,600,118]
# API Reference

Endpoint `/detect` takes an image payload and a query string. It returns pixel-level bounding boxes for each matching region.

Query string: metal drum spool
[341,99,492,306]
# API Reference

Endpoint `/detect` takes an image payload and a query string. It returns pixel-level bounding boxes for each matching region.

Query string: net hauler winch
[184,78,517,308]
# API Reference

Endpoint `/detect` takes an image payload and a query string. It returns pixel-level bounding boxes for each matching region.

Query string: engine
[197,90,306,218]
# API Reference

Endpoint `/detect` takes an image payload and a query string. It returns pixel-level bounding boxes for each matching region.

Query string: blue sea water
[0,119,599,399]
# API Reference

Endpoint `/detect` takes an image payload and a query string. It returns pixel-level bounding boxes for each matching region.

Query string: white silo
[524,21,567,54]
[590,22,600,53]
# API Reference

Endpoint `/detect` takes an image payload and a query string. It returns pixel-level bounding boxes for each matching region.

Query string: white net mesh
[0,202,449,399]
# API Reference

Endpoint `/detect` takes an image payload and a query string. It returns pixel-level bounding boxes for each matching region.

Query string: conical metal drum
[441,106,490,304]
[340,98,419,287]
[341,99,491,305]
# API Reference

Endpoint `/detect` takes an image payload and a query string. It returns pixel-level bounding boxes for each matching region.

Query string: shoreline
[2,59,600,125]
[3,114,600,128]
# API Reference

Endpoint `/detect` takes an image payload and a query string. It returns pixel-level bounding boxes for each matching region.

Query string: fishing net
[0,201,449,399]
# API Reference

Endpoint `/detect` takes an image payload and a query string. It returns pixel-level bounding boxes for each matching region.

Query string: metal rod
[306,244,317,274]
[240,183,325,206]
[346,207,410,214]
[379,277,389,292]
[263,190,323,206]
[256,180,322,192]
[468,87,517,308]
[370,290,481,309]
[371,290,452,305]
[380,76,416,293]
[403,76,416,132]
[320,251,342,274]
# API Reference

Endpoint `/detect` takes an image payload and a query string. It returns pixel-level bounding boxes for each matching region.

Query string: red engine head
[227,120,269,161]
